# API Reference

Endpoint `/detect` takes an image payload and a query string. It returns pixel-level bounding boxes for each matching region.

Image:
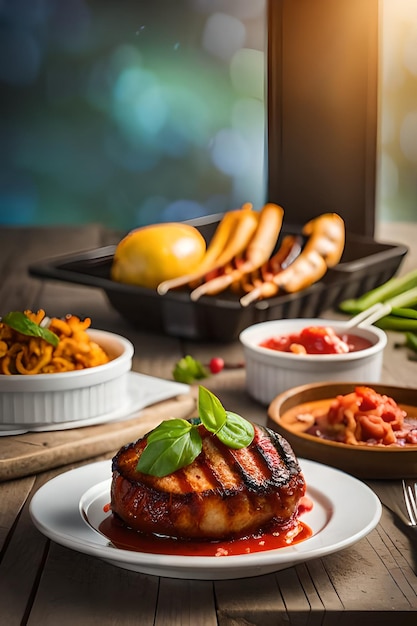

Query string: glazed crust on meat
[111,423,306,540]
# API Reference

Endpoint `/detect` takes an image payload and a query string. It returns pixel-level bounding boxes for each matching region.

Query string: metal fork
[365,479,417,529]
[402,479,417,527]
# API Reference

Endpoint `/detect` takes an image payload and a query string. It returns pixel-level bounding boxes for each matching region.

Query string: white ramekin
[239,319,387,405]
[0,329,134,425]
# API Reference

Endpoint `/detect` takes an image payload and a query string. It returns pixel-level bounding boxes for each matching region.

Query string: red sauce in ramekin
[260,326,373,355]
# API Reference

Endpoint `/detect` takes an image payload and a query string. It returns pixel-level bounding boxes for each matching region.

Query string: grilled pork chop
[111,423,306,540]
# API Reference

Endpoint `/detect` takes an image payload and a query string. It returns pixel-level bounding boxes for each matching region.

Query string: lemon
[111,223,207,289]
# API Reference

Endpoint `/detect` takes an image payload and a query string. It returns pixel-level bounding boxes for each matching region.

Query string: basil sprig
[172,355,209,383]
[216,411,256,449]
[2,311,60,347]
[136,419,203,477]
[198,384,226,433]
[136,386,255,477]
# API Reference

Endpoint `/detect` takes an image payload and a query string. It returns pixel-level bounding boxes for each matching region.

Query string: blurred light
[84,60,110,112]
[0,1,267,228]
[132,84,169,136]
[230,48,264,99]
[113,66,165,139]
[192,0,265,20]
[155,86,211,149]
[403,25,417,76]
[232,98,264,136]
[136,195,169,225]
[210,128,250,175]
[110,44,144,76]
[379,153,399,200]
[202,13,245,61]
[231,98,265,193]
[205,193,230,213]
[379,108,396,145]
[400,110,417,163]
[14,123,113,194]
[0,172,37,224]
[153,124,189,158]
[105,131,158,173]
[160,199,208,222]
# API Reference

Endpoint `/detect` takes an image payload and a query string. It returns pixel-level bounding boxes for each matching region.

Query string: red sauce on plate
[260,326,373,355]
[98,508,313,557]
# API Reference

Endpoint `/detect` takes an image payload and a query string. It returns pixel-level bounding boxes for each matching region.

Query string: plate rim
[29,458,382,577]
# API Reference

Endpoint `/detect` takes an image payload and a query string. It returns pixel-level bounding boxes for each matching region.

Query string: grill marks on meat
[232,426,301,491]
[111,423,305,540]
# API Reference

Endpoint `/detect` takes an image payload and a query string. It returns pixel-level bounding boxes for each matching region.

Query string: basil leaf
[145,419,194,446]
[136,419,202,477]
[198,385,226,433]
[172,355,209,383]
[217,411,255,449]
[2,311,60,347]
[135,388,255,478]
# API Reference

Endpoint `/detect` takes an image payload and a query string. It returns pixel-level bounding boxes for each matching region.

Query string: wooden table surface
[0,221,416,625]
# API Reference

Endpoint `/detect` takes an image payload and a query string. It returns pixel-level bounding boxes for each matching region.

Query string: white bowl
[0,329,134,425]
[239,319,387,405]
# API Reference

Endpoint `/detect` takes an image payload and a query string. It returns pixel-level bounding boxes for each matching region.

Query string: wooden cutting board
[0,393,196,482]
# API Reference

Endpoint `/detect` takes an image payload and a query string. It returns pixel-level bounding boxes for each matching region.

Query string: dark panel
[267,0,379,235]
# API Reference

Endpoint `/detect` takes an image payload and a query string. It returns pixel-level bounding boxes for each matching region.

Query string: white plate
[0,372,189,435]
[29,459,381,580]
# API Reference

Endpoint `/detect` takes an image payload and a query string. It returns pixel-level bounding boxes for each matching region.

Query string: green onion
[405,332,417,353]
[385,287,417,311]
[390,307,417,320]
[339,269,417,314]
[338,270,417,358]
[376,316,417,332]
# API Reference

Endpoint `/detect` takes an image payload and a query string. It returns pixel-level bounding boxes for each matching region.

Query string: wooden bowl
[267,382,417,479]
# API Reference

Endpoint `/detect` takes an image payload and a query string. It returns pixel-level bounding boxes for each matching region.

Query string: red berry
[209,357,224,374]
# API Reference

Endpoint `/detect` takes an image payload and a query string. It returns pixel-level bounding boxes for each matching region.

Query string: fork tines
[402,480,417,527]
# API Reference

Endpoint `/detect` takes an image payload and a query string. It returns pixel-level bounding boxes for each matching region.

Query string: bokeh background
[0,0,266,230]
[0,0,416,230]
[378,0,417,222]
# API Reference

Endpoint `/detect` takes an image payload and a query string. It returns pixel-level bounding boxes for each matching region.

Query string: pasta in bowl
[0,310,111,375]
[267,382,417,479]
[0,310,134,426]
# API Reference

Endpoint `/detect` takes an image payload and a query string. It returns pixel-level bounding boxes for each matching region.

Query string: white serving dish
[239,319,387,405]
[0,329,134,425]
[30,459,381,580]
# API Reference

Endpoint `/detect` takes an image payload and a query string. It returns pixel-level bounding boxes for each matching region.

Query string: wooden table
[0,222,416,625]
